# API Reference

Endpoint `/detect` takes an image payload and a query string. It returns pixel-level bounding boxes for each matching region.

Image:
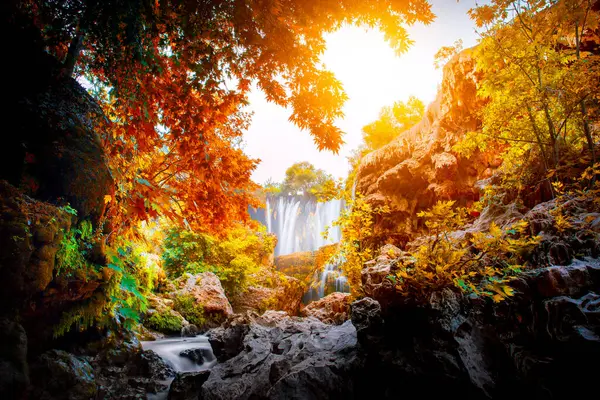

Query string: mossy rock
[145,309,184,335]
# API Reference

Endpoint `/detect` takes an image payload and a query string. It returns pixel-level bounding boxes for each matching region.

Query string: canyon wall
[356,48,499,245]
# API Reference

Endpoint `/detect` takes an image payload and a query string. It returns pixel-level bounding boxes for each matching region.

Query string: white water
[141,335,216,399]
[257,196,343,256]
[142,335,216,373]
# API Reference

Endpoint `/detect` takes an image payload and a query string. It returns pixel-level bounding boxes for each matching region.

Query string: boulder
[30,350,97,400]
[181,324,200,337]
[140,350,176,381]
[202,311,361,399]
[0,319,29,399]
[172,272,233,326]
[179,348,214,365]
[301,292,351,324]
[144,294,188,335]
[168,371,211,400]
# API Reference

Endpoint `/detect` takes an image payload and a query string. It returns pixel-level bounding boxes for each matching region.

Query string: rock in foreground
[203,311,361,399]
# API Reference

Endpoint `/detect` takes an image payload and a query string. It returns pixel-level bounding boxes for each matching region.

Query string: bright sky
[242,0,484,185]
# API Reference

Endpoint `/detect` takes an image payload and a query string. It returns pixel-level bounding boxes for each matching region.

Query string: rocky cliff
[356,48,499,245]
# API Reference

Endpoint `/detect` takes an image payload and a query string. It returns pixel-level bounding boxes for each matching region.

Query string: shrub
[392,201,540,303]
[146,310,183,334]
[162,225,276,295]
[173,294,206,327]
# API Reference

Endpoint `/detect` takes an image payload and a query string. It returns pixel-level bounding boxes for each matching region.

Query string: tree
[362,96,425,151]
[461,0,600,194]
[16,0,436,234]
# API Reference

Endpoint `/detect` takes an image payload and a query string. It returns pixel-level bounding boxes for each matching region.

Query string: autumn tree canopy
[14,0,435,234]
[362,95,425,151]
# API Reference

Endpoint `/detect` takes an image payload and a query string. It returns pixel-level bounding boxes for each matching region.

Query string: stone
[201,311,360,400]
[140,350,176,381]
[301,292,351,324]
[181,324,200,337]
[179,348,213,365]
[30,350,97,400]
[172,272,233,329]
[168,371,211,400]
[0,319,29,399]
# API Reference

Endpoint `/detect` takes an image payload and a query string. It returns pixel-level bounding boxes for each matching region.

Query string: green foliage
[162,225,276,295]
[457,0,600,195]
[393,201,540,303]
[173,294,206,327]
[56,220,95,276]
[270,161,341,201]
[362,96,425,151]
[147,309,183,334]
[326,195,390,295]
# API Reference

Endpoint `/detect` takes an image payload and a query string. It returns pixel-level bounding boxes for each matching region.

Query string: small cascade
[313,255,350,301]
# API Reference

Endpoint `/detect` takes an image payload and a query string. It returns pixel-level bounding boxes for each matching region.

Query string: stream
[142,335,217,399]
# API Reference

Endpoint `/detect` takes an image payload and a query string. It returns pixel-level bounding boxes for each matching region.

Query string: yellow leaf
[104,195,112,204]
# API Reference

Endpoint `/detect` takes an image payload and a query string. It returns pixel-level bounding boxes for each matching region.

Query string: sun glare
[319,25,442,153]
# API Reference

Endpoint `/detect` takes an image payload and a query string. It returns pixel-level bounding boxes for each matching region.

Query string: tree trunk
[575,21,596,169]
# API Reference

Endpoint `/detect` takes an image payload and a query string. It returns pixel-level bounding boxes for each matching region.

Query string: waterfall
[249,194,349,301]
[252,195,343,256]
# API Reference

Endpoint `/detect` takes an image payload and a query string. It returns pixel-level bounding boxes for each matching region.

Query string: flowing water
[250,195,350,301]
[250,196,343,256]
[142,335,217,399]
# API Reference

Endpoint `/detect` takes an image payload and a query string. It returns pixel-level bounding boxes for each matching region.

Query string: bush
[146,309,183,334]
[173,294,206,327]
[392,201,540,303]
[162,225,276,295]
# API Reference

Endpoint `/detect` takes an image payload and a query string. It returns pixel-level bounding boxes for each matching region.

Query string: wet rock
[201,311,360,399]
[301,292,351,324]
[0,319,29,399]
[179,348,213,365]
[168,371,210,400]
[181,324,200,337]
[140,350,175,381]
[30,350,97,400]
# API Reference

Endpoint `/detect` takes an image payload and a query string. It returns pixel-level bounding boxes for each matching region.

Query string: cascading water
[142,335,217,399]
[250,194,349,301]
[250,196,343,256]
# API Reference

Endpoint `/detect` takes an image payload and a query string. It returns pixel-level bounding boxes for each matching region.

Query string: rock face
[30,350,97,400]
[203,311,361,400]
[3,15,114,226]
[231,273,305,316]
[355,48,496,246]
[301,292,351,324]
[358,253,600,399]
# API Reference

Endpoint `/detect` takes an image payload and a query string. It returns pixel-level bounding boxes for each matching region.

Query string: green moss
[146,310,183,334]
[173,294,206,327]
